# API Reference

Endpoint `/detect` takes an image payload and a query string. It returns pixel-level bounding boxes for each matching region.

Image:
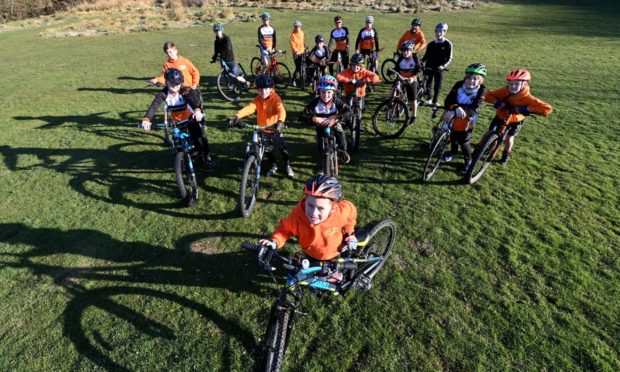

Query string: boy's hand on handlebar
[344,235,358,250]
[493,100,507,110]
[455,106,466,119]
[193,110,204,121]
[141,120,152,131]
[276,120,286,132]
[258,239,277,250]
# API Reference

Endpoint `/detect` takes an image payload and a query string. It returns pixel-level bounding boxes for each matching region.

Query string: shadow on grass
[0,223,270,370]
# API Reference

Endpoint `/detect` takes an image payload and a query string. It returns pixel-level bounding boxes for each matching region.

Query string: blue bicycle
[242,218,397,372]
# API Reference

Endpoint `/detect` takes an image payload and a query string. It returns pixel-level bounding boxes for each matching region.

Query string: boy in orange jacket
[227,74,294,178]
[483,68,553,165]
[290,20,305,87]
[150,41,200,89]
[259,174,358,262]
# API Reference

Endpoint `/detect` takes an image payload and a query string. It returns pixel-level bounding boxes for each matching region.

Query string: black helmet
[255,74,274,89]
[164,68,184,85]
[350,53,365,65]
[315,34,325,43]
[303,174,343,201]
[411,18,422,26]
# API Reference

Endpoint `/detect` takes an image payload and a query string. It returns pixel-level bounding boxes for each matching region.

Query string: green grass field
[1,0,619,370]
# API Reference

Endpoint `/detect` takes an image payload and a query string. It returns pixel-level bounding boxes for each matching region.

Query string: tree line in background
[1,0,454,22]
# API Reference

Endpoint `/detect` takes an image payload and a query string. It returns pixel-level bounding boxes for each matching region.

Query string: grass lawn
[0,0,619,370]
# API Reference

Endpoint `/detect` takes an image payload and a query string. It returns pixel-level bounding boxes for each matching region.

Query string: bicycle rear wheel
[356,219,397,281]
[372,98,409,138]
[239,154,259,217]
[174,152,198,205]
[467,133,499,184]
[381,58,398,83]
[422,131,450,182]
[250,57,263,77]
[216,72,239,102]
[271,62,291,90]
[263,306,292,372]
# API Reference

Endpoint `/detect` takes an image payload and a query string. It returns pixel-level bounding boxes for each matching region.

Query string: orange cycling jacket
[154,56,200,87]
[396,29,427,52]
[271,198,357,261]
[336,68,382,97]
[290,29,305,55]
[235,92,286,133]
[484,85,553,123]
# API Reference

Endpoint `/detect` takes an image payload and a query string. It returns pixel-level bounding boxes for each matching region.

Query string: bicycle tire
[372,98,409,138]
[174,152,198,203]
[467,133,499,184]
[239,154,259,217]
[271,62,291,90]
[216,71,240,102]
[344,219,397,293]
[380,58,398,83]
[263,307,291,372]
[350,108,361,152]
[422,131,450,182]
[299,62,307,90]
[250,57,263,77]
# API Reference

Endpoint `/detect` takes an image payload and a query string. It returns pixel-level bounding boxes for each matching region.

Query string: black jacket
[443,80,487,118]
[212,33,235,62]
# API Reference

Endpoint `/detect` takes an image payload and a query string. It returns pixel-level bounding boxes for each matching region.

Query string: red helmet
[303,174,342,201]
[506,69,531,81]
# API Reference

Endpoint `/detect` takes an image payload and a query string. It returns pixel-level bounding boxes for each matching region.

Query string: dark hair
[162,41,176,53]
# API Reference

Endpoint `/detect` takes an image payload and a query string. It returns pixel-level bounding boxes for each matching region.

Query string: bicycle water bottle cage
[325,127,331,136]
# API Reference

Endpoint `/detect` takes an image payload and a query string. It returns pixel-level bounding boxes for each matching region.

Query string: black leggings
[449,131,473,161]
[329,49,349,75]
[424,68,445,104]
[186,119,210,156]
[262,131,291,167]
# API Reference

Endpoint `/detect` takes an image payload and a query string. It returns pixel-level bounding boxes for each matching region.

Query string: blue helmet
[435,22,448,33]
[212,22,223,31]
[255,74,273,89]
[317,75,338,91]
[260,12,270,20]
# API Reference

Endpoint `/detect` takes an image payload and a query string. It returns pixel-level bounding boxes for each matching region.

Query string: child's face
[258,87,272,99]
[317,41,324,48]
[167,82,182,93]
[335,20,343,29]
[435,29,446,40]
[508,80,527,94]
[465,73,484,89]
[319,89,334,103]
[402,49,413,58]
[215,30,223,38]
[305,196,334,225]
[351,64,362,73]
[166,47,178,60]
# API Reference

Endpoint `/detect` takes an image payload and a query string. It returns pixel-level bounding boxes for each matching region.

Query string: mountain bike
[250,46,291,90]
[216,58,250,102]
[380,51,400,84]
[143,112,200,206]
[371,69,411,139]
[364,48,383,92]
[320,125,340,177]
[242,218,397,372]
[421,107,461,182]
[233,121,279,217]
[466,113,517,184]
[341,82,365,152]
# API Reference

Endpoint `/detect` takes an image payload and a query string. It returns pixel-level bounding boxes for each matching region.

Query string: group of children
[139,14,553,284]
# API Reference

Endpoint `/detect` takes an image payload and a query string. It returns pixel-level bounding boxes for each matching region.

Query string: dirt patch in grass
[190,238,223,254]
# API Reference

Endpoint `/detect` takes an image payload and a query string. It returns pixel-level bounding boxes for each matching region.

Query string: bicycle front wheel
[174,152,198,204]
[381,58,398,83]
[263,306,292,372]
[250,57,263,77]
[467,133,499,184]
[422,131,450,182]
[372,98,409,138]
[350,108,362,152]
[358,219,397,279]
[239,154,259,217]
[271,62,291,90]
[216,71,240,102]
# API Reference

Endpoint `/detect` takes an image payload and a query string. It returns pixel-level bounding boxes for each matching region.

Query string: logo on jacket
[324,227,338,236]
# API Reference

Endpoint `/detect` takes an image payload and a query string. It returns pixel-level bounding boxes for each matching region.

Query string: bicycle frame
[245,127,266,177]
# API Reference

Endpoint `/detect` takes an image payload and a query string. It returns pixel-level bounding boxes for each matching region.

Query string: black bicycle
[422,107,460,182]
[242,218,397,372]
[232,121,279,217]
[466,113,518,184]
[320,125,340,177]
[380,51,399,84]
[215,58,250,102]
[340,82,366,152]
[371,69,411,139]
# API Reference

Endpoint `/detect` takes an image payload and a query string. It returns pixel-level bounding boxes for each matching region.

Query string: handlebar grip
[340,262,358,270]
[241,242,261,252]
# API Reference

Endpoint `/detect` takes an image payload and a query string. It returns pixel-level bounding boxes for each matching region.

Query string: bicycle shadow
[0,223,268,370]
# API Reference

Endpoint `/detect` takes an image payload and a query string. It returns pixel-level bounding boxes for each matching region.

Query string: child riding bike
[336,53,382,129]
[355,16,380,74]
[258,12,277,68]
[306,34,330,84]
[258,174,359,271]
[328,15,350,76]
[421,22,453,107]
[482,68,553,165]
[210,23,247,89]
[441,63,488,173]
[300,75,355,164]
[393,40,422,125]
[396,18,427,53]
[227,74,295,178]
[150,41,200,90]
[289,20,305,87]
[141,68,215,167]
